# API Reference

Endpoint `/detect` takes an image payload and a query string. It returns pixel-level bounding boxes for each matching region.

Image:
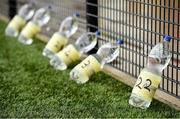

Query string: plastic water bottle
[69,40,124,84]
[49,31,100,70]
[129,35,172,109]
[42,13,80,59]
[5,2,36,37]
[18,6,52,45]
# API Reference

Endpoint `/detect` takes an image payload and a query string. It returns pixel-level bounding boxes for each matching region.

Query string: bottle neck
[73,44,88,54]
[32,8,49,24]
[18,11,28,20]
[92,54,102,63]
[73,44,81,52]
[74,33,97,54]
[146,41,170,75]
[163,41,169,56]
[145,64,162,75]
[18,4,35,20]
[18,14,25,19]
[56,32,67,38]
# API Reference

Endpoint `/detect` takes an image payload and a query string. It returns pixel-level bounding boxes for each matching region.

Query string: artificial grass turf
[0,20,179,118]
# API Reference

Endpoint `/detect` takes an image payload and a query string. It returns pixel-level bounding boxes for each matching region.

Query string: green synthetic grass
[0,20,179,118]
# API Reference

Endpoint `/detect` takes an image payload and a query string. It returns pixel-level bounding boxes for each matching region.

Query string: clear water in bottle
[5,2,35,37]
[18,6,51,45]
[96,42,121,68]
[129,35,172,109]
[50,31,99,70]
[59,13,80,38]
[70,40,124,84]
[42,13,80,59]
[75,31,99,53]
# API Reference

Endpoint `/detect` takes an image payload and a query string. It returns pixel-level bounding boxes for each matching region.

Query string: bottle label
[8,15,26,31]
[45,33,68,53]
[74,55,101,78]
[21,22,41,39]
[56,44,81,65]
[132,69,161,102]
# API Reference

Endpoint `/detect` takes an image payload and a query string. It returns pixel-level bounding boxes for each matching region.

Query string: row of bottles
[5,2,36,37]
[44,28,172,109]
[50,31,100,70]
[5,2,172,110]
[44,24,124,84]
[43,29,172,110]
[18,5,52,45]
[5,2,52,45]
[42,13,80,59]
[70,40,124,84]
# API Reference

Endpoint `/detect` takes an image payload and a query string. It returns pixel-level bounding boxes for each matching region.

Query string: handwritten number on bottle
[135,77,152,92]
[136,77,142,89]
[81,60,90,69]
[144,79,151,92]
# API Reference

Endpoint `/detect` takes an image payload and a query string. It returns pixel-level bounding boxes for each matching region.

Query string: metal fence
[89,0,180,100]
[16,0,87,40]
[0,0,179,103]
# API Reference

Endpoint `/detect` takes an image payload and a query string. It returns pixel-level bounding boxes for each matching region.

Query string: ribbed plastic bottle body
[75,32,98,54]
[96,43,119,68]
[59,16,79,38]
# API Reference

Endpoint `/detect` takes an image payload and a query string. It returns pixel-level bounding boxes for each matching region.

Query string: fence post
[8,0,17,19]
[86,0,98,54]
